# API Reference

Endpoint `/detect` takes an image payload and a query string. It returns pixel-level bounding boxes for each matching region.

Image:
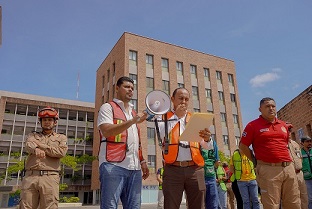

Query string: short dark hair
[116,76,134,87]
[172,87,189,97]
[260,97,275,106]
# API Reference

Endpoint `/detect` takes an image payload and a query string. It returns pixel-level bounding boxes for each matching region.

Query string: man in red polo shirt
[239,97,300,209]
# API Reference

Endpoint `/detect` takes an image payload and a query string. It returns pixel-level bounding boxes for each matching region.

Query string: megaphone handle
[154,119,163,147]
[164,114,169,155]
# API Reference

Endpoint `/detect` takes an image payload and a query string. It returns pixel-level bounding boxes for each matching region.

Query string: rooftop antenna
[76,71,80,100]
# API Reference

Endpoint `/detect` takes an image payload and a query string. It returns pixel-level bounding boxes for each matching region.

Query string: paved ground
[60,204,187,209]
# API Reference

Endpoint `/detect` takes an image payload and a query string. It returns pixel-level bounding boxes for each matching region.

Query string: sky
[0,0,311,127]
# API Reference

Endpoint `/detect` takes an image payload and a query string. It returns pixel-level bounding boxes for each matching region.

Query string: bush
[60,196,80,203]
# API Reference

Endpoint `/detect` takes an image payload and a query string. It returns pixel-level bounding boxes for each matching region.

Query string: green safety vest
[216,166,227,191]
[230,150,255,182]
[301,148,312,180]
[201,143,216,177]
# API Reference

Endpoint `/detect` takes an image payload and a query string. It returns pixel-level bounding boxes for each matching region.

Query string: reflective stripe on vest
[162,111,204,166]
[100,101,143,163]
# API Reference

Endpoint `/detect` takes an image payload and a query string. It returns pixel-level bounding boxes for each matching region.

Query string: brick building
[277,85,312,141]
[92,32,243,203]
[0,90,94,207]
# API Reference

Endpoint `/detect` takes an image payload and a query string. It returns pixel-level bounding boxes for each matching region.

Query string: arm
[239,143,253,161]
[98,103,147,138]
[25,133,38,154]
[34,134,68,158]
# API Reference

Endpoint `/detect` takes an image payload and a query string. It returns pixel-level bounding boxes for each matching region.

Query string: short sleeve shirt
[240,116,291,163]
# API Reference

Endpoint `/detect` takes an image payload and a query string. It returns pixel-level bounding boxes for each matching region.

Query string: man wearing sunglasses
[19,107,68,209]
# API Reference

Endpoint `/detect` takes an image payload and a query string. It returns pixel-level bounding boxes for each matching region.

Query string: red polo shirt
[240,116,291,163]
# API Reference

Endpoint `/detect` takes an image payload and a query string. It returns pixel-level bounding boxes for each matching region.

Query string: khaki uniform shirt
[25,131,68,171]
[289,140,302,170]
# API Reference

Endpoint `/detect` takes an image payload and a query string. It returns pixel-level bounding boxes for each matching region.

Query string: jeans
[237,180,260,209]
[217,184,227,209]
[205,176,219,209]
[99,162,142,209]
[305,179,312,209]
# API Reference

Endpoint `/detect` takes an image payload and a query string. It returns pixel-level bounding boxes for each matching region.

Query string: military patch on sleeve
[242,132,247,137]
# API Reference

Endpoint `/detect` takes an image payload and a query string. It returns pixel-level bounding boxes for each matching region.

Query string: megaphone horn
[145,90,171,120]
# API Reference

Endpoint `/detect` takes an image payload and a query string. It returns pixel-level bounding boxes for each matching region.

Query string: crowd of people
[18,76,311,209]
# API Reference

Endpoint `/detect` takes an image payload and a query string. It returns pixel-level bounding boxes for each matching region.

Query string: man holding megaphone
[97,76,149,209]
[157,87,213,209]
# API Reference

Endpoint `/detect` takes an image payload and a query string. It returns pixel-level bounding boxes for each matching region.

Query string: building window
[147,127,155,145]
[221,113,227,127]
[129,50,137,66]
[176,61,183,76]
[235,136,240,146]
[192,86,199,100]
[223,135,229,145]
[130,99,137,112]
[162,58,169,72]
[162,80,170,95]
[146,54,153,65]
[148,155,156,173]
[190,65,197,79]
[129,50,137,61]
[129,74,137,90]
[204,68,210,80]
[205,89,212,103]
[146,77,154,94]
[216,71,222,83]
[218,91,224,102]
[178,83,184,88]
[228,74,234,85]
[233,114,238,124]
[230,93,236,104]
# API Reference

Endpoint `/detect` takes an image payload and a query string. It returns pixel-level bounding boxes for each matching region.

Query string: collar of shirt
[258,115,282,125]
[113,98,134,115]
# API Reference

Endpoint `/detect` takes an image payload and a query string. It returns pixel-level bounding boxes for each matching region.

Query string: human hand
[133,112,148,124]
[175,104,187,118]
[35,148,46,159]
[141,162,150,180]
[199,128,211,142]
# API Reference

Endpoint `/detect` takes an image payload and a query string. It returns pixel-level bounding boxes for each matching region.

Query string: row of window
[130,50,235,85]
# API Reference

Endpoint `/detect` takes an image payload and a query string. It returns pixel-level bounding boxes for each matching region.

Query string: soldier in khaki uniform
[19,107,68,209]
[287,123,308,209]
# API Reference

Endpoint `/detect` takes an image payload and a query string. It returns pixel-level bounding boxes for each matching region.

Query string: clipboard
[179,113,214,142]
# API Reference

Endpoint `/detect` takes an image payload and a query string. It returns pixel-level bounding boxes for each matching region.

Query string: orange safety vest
[162,111,204,167]
[100,101,144,163]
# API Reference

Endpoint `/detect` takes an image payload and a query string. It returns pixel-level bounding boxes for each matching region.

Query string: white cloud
[249,70,281,87]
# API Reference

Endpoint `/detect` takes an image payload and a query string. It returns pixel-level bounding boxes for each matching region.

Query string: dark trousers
[163,164,205,209]
[232,180,243,209]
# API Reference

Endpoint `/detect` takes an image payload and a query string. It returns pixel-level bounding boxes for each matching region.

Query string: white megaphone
[145,90,171,120]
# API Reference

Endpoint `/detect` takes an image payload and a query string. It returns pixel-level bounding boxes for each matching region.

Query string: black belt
[26,170,59,176]
[179,143,190,148]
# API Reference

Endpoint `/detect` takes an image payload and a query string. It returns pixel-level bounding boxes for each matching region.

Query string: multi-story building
[0,90,94,207]
[277,85,312,141]
[92,32,243,203]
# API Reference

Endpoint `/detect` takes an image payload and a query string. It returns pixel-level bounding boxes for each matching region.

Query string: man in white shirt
[97,76,149,209]
[157,87,213,209]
